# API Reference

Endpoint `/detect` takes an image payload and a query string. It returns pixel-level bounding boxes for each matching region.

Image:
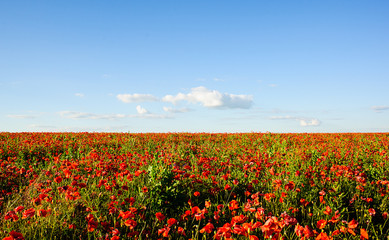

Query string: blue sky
[1,1,388,133]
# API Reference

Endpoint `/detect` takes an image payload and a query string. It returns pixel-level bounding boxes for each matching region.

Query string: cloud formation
[271,115,321,127]
[136,105,149,114]
[117,94,159,103]
[59,111,126,120]
[162,86,253,109]
[162,106,191,113]
[59,109,169,120]
[299,119,321,126]
[7,114,37,119]
[75,93,84,97]
[372,106,389,112]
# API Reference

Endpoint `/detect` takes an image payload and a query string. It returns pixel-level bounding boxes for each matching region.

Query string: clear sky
[1,1,388,133]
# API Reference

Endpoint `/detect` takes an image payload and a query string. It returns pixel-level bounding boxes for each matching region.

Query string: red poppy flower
[360,228,369,240]
[124,219,137,229]
[155,212,165,221]
[323,206,332,215]
[54,176,63,183]
[22,208,35,219]
[200,223,214,234]
[14,206,24,213]
[37,209,47,217]
[315,232,330,240]
[3,231,24,240]
[317,219,327,229]
[348,219,358,229]
[167,218,177,226]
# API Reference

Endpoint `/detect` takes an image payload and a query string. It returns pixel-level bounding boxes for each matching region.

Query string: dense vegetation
[1,132,388,239]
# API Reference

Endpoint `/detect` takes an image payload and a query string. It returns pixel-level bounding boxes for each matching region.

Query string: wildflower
[37,209,47,217]
[264,193,275,201]
[360,228,369,240]
[22,208,35,219]
[167,218,177,226]
[177,227,186,236]
[158,227,170,237]
[368,208,376,216]
[87,219,99,232]
[195,212,205,220]
[315,232,331,240]
[285,181,295,191]
[229,200,239,211]
[303,225,315,238]
[194,191,200,197]
[249,235,259,240]
[231,215,248,224]
[4,211,18,221]
[260,217,283,239]
[124,219,137,229]
[348,219,358,229]
[3,231,24,240]
[317,219,327,229]
[14,206,24,213]
[200,223,214,234]
[155,212,165,221]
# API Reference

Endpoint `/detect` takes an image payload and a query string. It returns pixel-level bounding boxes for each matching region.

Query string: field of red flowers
[0,132,388,240]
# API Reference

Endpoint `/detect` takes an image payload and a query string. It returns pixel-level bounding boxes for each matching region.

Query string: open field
[1,132,388,239]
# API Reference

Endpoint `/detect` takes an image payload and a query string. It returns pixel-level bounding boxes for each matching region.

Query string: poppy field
[1,132,389,240]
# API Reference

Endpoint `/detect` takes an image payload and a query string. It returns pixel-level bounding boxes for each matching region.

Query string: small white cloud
[59,111,126,120]
[163,106,191,113]
[136,105,149,115]
[195,78,207,82]
[270,115,295,120]
[75,93,84,97]
[213,78,224,82]
[162,86,253,109]
[7,114,37,119]
[29,124,57,129]
[299,119,320,126]
[268,84,278,88]
[372,106,389,112]
[117,93,159,103]
[59,110,169,120]
[102,74,111,78]
[271,115,321,127]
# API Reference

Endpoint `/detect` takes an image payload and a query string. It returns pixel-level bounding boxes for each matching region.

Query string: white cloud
[163,106,191,113]
[271,115,321,127]
[29,124,131,132]
[299,119,321,126]
[372,106,389,112]
[268,84,278,88]
[7,114,37,119]
[117,93,159,103]
[136,105,149,114]
[59,111,126,120]
[162,86,253,109]
[29,124,57,130]
[75,93,84,97]
[270,115,295,120]
[59,110,169,120]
